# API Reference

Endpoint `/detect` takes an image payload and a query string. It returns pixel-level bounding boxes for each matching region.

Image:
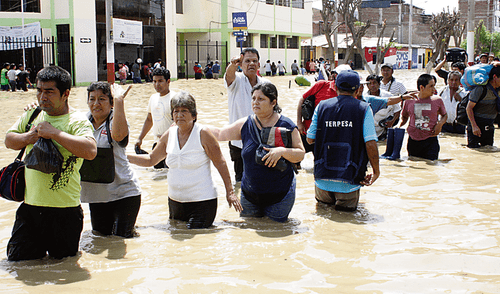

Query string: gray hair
[171,91,198,122]
[448,70,462,80]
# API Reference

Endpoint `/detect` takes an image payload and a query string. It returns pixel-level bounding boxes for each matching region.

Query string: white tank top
[166,123,217,202]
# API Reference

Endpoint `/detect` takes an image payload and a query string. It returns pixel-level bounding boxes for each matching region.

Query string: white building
[0,0,312,84]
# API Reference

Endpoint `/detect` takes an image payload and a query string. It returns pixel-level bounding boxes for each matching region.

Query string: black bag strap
[88,110,113,146]
[16,107,42,161]
[104,113,113,146]
[250,115,263,145]
[486,83,499,100]
[308,82,327,102]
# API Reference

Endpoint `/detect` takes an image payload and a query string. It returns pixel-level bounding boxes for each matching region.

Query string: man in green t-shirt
[5,66,97,261]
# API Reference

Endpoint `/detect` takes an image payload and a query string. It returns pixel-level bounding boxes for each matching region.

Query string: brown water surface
[0,70,499,293]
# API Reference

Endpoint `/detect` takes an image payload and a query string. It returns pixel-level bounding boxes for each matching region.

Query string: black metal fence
[0,36,75,85]
[177,41,228,79]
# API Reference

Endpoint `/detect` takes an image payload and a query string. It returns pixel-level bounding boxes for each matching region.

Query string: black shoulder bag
[80,113,115,183]
[301,82,326,120]
[0,107,41,201]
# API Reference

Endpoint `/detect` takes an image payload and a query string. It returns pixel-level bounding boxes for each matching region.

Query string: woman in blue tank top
[210,83,305,222]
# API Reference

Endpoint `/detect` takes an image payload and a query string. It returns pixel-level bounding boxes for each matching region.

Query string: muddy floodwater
[0,69,499,293]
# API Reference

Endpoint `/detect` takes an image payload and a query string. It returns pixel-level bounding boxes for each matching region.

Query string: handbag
[25,138,64,174]
[301,82,326,120]
[0,107,41,201]
[80,113,115,183]
[252,115,292,173]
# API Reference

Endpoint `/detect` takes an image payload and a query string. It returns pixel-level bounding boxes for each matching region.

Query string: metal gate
[0,36,75,85]
[177,41,228,79]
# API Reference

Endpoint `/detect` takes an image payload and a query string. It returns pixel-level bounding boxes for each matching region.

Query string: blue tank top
[240,115,296,206]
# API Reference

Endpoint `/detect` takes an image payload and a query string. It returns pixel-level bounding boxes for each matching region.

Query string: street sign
[232,12,247,30]
[233,31,248,37]
[236,36,246,42]
[360,0,391,8]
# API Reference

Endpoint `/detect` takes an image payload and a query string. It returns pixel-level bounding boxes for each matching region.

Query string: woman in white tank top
[128,91,242,228]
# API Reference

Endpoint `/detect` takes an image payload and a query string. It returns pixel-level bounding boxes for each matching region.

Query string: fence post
[51,36,56,66]
[197,40,200,65]
[71,36,75,86]
[185,40,189,80]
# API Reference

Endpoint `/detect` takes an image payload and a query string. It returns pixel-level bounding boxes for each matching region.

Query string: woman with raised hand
[128,91,242,229]
[80,82,141,238]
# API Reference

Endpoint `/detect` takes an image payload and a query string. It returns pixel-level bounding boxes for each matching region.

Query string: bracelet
[400,94,404,100]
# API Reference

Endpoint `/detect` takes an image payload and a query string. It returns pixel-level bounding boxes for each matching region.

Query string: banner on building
[395,51,409,70]
[113,18,143,45]
[0,22,42,51]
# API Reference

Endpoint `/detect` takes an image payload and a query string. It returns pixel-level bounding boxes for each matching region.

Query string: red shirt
[302,80,338,130]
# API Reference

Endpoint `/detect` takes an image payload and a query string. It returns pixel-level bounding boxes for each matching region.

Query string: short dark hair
[417,73,434,89]
[489,66,500,80]
[36,66,72,94]
[252,82,281,113]
[152,67,170,81]
[87,82,113,106]
[241,47,260,61]
[171,91,198,122]
[451,62,466,71]
[366,74,382,83]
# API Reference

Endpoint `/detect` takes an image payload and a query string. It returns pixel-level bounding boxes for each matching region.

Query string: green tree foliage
[461,20,500,56]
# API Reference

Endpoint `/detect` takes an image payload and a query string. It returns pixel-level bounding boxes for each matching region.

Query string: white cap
[136,58,143,63]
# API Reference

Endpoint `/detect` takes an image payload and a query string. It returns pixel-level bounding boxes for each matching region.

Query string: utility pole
[334,10,338,67]
[398,1,402,43]
[467,0,475,65]
[408,0,412,69]
[106,0,115,83]
[21,0,26,68]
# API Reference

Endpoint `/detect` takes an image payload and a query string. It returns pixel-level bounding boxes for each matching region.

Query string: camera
[445,48,467,63]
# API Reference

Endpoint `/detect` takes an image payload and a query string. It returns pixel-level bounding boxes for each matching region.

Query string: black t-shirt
[17,71,29,83]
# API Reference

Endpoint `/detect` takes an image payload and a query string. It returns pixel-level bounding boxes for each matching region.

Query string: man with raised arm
[224,47,269,181]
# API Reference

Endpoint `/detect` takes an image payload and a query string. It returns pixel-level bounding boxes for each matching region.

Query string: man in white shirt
[277,61,286,76]
[135,67,175,168]
[224,48,269,181]
[439,71,467,134]
[380,63,407,96]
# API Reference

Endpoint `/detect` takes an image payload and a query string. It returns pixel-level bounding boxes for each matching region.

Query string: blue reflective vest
[313,95,369,185]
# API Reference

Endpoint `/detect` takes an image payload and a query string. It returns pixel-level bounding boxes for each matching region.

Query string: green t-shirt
[8,108,94,208]
[1,68,8,85]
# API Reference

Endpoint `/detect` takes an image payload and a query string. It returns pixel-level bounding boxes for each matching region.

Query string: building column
[165,0,178,79]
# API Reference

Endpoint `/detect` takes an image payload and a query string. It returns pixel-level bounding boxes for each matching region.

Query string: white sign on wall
[0,22,42,51]
[113,18,143,45]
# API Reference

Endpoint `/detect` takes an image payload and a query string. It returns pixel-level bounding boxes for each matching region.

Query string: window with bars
[270,36,277,48]
[0,0,40,12]
[176,0,183,14]
[286,36,298,49]
[260,34,268,48]
[279,35,286,48]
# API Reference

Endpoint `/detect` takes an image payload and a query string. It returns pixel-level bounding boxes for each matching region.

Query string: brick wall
[313,4,434,46]
[359,3,432,45]
[459,0,494,31]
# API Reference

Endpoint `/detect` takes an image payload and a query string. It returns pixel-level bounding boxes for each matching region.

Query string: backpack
[456,85,487,126]
[460,64,492,91]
